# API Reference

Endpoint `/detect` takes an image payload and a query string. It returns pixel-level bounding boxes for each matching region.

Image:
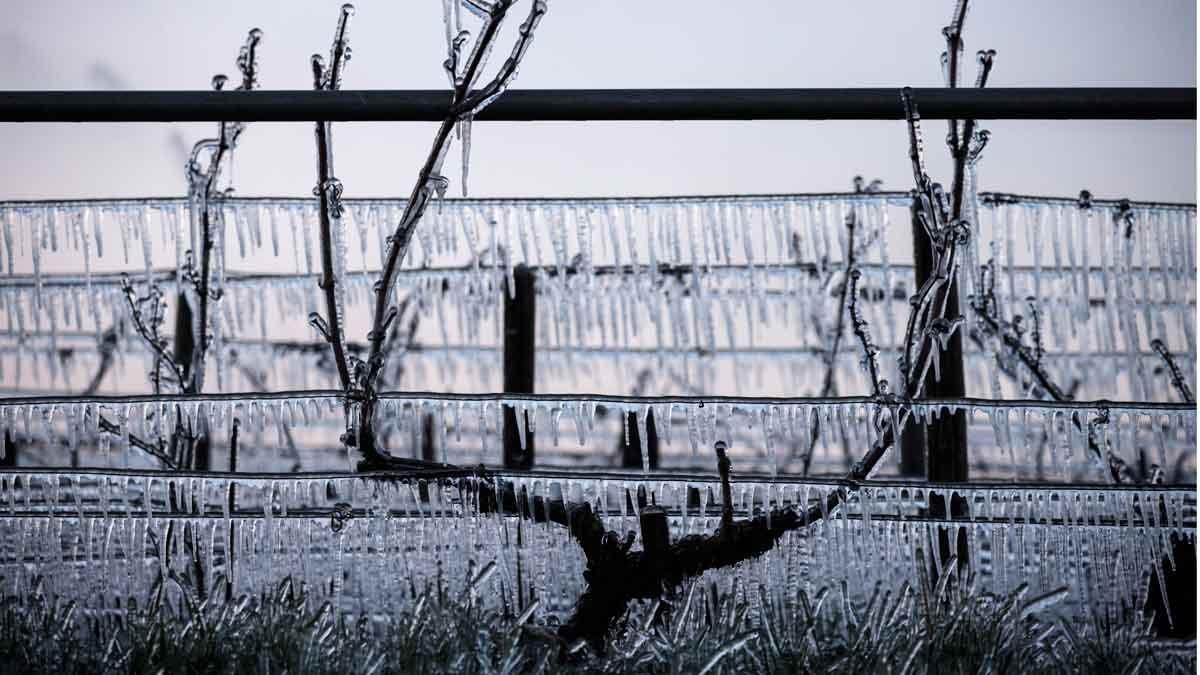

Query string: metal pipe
[0,88,1193,122]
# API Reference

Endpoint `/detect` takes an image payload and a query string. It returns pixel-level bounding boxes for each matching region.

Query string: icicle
[460,114,473,197]
[635,404,650,473]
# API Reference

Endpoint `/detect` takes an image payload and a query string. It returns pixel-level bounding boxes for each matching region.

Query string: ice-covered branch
[120,278,186,391]
[96,416,178,470]
[969,260,1130,482]
[356,0,549,463]
[183,27,264,397]
[798,210,862,475]
[941,0,970,158]
[312,5,356,392]
[465,439,886,649]
[455,0,548,116]
[848,269,885,396]
[1152,339,1194,404]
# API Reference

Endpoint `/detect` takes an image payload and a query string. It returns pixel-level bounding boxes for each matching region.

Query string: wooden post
[639,505,670,562]
[1,431,16,468]
[903,201,969,563]
[1146,534,1197,637]
[503,265,536,469]
[174,292,212,471]
[421,413,436,463]
[622,409,659,469]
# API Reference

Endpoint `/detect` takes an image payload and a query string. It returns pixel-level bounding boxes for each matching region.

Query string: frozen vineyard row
[3,332,1193,406]
[0,468,1191,624]
[0,392,1193,480]
[1,191,1192,304]
[2,193,1193,403]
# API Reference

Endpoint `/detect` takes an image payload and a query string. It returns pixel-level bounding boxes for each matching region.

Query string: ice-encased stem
[311,6,356,392]
[358,0,548,461]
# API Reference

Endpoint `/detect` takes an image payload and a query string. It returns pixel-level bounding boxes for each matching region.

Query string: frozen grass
[0,560,1192,674]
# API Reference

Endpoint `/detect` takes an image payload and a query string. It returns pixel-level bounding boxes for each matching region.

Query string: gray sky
[1,0,1195,202]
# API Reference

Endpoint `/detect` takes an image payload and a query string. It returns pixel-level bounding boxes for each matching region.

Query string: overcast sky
[1,1,1195,202]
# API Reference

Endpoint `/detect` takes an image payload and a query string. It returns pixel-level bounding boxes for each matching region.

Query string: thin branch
[120,279,187,390]
[848,268,885,396]
[969,261,1127,481]
[357,0,548,461]
[455,1,548,115]
[97,416,179,470]
[1152,339,1194,404]
[185,27,263,396]
[81,322,123,396]
[819,211,858,398]
[800,211,858,475]
[942,0,970,160]
[312,5,356,392]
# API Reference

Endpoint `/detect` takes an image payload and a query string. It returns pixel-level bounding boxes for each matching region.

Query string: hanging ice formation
[0,391,1192,481]
[1,193,1193,405]
[0,465,1191,625]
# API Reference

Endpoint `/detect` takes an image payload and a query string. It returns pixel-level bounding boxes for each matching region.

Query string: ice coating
[0,392,1191,480]
[0,467,1190,625]
[0,182,1195,632]
[3,193,1192,404]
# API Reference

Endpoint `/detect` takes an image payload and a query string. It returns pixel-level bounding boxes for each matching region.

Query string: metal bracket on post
[503,265,536,469]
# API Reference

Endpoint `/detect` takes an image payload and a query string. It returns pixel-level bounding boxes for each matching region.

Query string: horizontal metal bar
[0,88,1194,122]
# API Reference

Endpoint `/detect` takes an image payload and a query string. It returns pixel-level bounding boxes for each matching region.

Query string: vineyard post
[622,410,659,469]
[903,199,969,486]
[503,264,536,469]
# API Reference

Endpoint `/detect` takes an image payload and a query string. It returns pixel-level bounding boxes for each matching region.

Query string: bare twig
[1152,339,1194,404]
